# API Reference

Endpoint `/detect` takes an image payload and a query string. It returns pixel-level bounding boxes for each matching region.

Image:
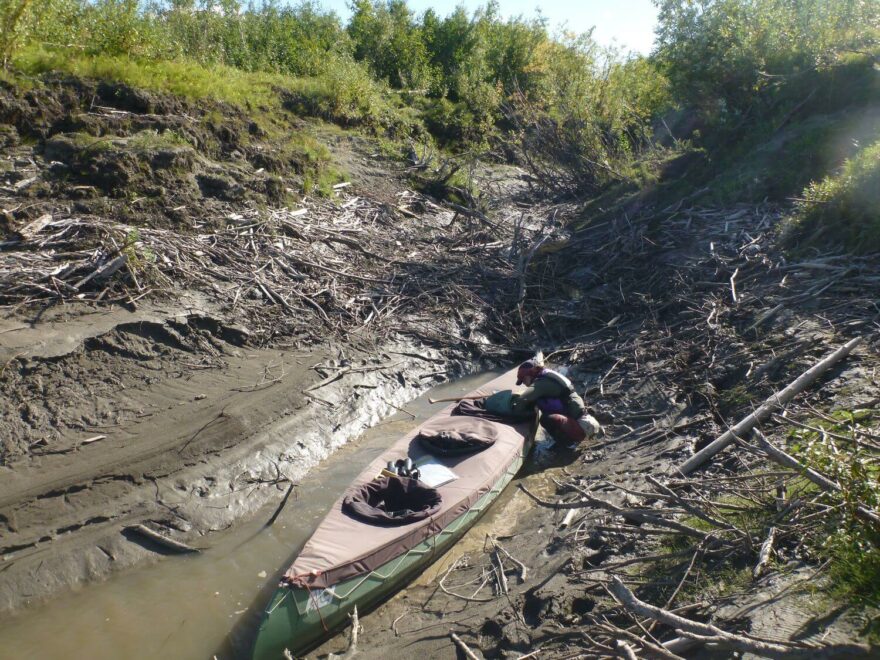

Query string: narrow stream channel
[0,370,506,660]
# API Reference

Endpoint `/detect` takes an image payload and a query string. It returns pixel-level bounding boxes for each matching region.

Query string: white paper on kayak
[416,460,458,488]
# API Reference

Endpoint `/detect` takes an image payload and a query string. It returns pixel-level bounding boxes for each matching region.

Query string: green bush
[420,92,496,147]
[15,45,292,107]
[783,140,880,254]
[5,0,350,74]
[9,0,876,188]
[1,0,36,67]
[282,53,400,128]
[348,0,434,90]
[655,0,880,129]
[787,410,880,608]
[504,36,672,195]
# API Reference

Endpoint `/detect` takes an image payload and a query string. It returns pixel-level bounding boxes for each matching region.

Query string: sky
[319,0,660,56]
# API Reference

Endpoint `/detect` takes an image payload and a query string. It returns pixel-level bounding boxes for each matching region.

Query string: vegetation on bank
[1,0,880,629]
[784,140,880,255]
[0,0,877,261]
[788,409,880,609]
[1,0,878,232]
[3,1,878,203]
[654,408,880,619]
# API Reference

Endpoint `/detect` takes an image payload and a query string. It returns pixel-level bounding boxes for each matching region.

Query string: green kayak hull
[251,446,528,660]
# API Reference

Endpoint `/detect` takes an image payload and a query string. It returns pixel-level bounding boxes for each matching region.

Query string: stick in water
[428,394,485,405]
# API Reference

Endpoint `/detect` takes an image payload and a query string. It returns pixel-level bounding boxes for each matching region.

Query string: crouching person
[511,359,602,444]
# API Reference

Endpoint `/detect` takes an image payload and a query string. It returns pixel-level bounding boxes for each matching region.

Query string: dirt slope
[1,74,878,659]
[0,75,529,615]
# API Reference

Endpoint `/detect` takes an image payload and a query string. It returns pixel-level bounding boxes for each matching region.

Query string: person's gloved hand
[508,392,526,413]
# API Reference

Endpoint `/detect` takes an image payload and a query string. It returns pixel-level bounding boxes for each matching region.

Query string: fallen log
[753,429,880,526]
[559,500,585,528]
[18,213,53,240]
[126,524,200,554]
[492,540,529,581]
[675,336,863,476]
[73,254,128,290]
[328,606,360,659]
[600,624,685,660]
[492,547,508,595]
[544,483,710,539]
[609,577,805,658]
[450,631,482,660]
[615,639,638,660]
[753,526,776,579]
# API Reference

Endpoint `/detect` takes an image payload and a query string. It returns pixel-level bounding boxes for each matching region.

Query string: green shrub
[1,0,36,67]
[7,0,350,75]
[159,0,350,77]
[127,128,190,150]
[282,53,399,128]
[15,45,294,107]
[504,37,672,196]
[655,0,880,129]
[783,140,880,254]
[787,410,880,608]
[348,0,434,90]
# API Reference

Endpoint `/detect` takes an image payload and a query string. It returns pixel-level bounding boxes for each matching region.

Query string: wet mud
[2,72,879,659]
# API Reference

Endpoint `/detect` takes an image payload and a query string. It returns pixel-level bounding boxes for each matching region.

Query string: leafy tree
[485,12,547,97]
[421,6,481,99]
[348,0,433,89]
[1,0,37,67]
[654,0,880,124]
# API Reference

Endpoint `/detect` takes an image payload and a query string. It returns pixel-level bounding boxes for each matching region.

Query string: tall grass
[1,0,36,67]
[15,46,288,107]
[783,140,880,254]
[13,44,400,132]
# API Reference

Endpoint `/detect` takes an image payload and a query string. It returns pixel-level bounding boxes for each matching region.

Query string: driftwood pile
[432,199,880,658]
[0,190,531,347]
[514,393,879,657]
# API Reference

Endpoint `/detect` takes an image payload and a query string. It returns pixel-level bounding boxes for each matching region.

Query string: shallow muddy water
[0,370,506,660]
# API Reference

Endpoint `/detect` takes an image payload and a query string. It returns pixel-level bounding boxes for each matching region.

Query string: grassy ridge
[12,45,399,130]
[785,140,880,255]
[2,0,880,246]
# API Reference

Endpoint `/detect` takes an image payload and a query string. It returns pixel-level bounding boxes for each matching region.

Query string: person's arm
[516,385,542,404]
[510,385,539,414]
[511,379,557,413]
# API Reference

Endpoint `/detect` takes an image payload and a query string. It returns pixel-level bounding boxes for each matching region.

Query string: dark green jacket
[511,369,585,419]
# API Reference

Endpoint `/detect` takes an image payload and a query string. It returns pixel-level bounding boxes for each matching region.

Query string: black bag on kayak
[342,476,442,526]
[416,429,495,456]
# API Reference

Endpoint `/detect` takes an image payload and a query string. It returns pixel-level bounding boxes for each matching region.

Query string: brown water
[0,371,505,660]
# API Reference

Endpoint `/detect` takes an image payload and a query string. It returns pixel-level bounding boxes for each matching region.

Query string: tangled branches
[0,190,534,348]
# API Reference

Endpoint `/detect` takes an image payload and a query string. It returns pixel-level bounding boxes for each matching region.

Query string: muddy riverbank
[2,72,879,658]
[0,75,530,619]
[0,371,507,659]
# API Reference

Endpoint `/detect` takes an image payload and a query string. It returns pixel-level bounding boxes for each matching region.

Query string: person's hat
[516,360,537,385]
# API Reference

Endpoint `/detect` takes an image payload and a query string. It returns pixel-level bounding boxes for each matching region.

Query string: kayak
[251,369,537,659]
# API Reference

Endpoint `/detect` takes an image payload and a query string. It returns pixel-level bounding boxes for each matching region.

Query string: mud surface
[0,74,526,616]
[2,73,879,658]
